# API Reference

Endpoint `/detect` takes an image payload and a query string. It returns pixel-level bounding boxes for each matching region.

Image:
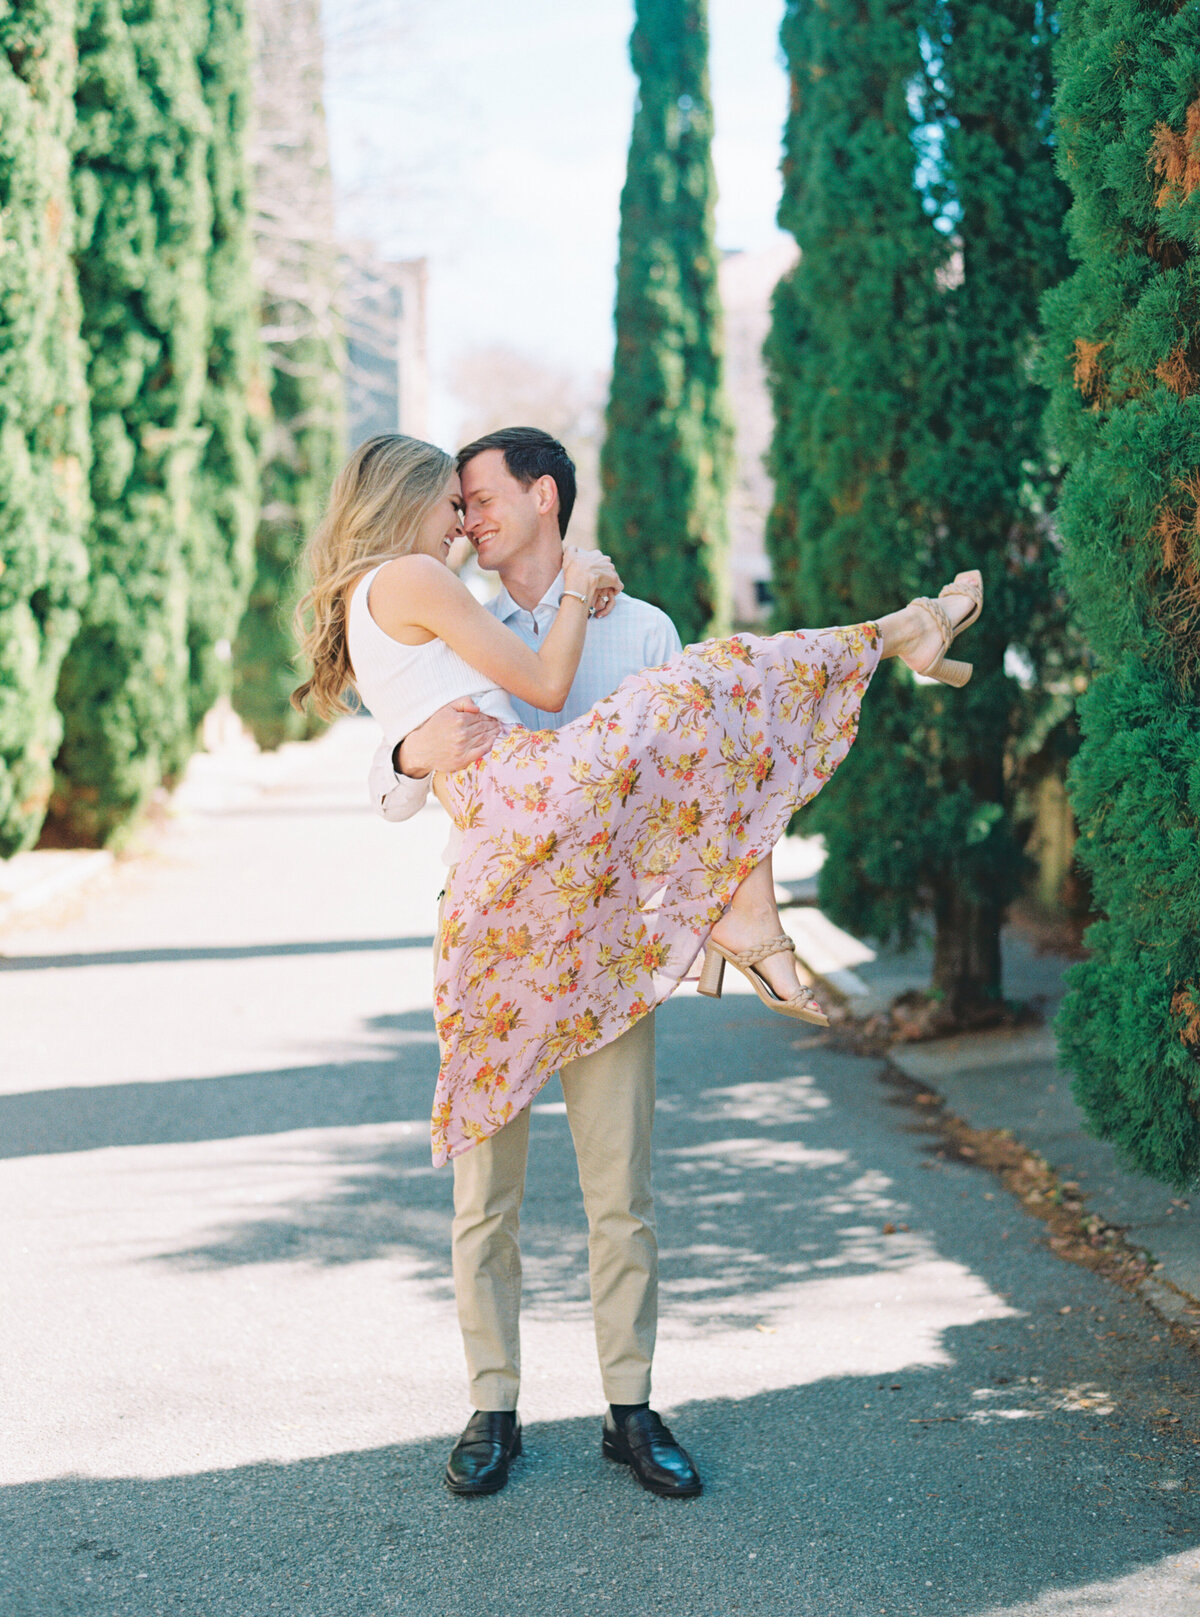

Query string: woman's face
[412,473,465,562]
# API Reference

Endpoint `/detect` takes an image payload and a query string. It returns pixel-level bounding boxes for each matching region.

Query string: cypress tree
[188,0,264,733]
[0,2,91,856]
[52,0,212,843]
[1043,0,1200,1186]
[597,0,733,645]
[766,0,1070,1023]
[233,0,343,748]
[231,330,342,748]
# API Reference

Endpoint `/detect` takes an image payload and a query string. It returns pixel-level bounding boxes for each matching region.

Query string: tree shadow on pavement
[0,1041,433,1161]
[5,991,1199,1370]
[0,934,436,972]
[130,1003,935,1316]
[7,996,1200,1612]
[3,1368,1199,1617]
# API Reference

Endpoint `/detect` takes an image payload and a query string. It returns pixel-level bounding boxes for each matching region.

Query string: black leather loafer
[444,1410,522,1496]
[602,1407,702,1498]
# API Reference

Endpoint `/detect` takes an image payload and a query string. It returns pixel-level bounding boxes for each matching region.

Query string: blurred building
[342,249,429,444]
[719,240,798,624]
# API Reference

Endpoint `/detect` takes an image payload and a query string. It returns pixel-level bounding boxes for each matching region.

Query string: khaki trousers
[450,1012,658,1412]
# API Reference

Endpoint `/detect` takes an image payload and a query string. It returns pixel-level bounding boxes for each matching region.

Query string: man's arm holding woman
[369,698,504,822]
[368,547,620,820]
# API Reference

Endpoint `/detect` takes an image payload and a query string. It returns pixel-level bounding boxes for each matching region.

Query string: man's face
[460,449,545,572]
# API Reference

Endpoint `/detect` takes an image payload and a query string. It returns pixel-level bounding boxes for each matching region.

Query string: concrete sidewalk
[788,910,1200,1332]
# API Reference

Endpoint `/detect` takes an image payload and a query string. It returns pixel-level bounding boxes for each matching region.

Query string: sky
[323,0,792,443]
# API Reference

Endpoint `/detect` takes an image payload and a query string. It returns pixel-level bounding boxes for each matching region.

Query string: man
[368,426,702,1499]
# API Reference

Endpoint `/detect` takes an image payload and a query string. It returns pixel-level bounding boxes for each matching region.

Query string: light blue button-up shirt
[370,572,681,827]
[490,572,681,730]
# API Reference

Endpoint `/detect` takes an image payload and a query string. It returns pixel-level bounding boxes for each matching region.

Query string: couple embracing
[293,425,983,1501]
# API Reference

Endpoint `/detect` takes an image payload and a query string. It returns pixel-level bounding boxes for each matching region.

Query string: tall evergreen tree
[597,0,732,645]
[0,1,91,856]
[766,0,1070,1023]
[188,0,264,733]
[1043,0,1200,1187]
[233,0,343,747]
[52,0,212,843]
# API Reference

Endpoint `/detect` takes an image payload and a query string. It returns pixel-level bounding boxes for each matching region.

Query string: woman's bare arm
[366,552,615,712]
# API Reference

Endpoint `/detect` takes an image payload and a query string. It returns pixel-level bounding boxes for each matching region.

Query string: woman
[294,435,982,1165]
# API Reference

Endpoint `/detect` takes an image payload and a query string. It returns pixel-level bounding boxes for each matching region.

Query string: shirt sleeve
[648,611,683,665]
[368,731,431,823]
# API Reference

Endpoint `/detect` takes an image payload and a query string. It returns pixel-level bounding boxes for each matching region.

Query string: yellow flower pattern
[429,623,879,1164]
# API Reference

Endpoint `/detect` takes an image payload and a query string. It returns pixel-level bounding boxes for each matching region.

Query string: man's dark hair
[456,426,577,538]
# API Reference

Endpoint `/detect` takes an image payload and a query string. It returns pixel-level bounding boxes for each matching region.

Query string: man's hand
[395,699,503,778]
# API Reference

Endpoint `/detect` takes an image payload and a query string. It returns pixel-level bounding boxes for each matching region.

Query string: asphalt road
[1,718,1198,1617]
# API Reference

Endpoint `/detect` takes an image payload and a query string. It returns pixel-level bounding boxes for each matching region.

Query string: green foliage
[766,0,1071,1019]
[0,3,91,855]
[53,0,213,844]
[188,0,263,732]
[1043,0,1200,1187]
[232,336,343,750]
[597,0,733,645]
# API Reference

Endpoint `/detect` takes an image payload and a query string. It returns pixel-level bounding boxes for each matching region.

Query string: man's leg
[438,887,525,1494]
[559,1012,657,1406]
[562,1014,701,1497]
[450,1103,531,1412]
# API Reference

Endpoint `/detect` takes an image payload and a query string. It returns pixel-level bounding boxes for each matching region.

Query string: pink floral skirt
[430,624,880,1164]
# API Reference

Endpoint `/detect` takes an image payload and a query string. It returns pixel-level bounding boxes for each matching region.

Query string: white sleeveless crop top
[346,563,519,739]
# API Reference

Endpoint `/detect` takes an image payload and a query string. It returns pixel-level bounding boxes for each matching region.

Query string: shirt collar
[493,569,564,622]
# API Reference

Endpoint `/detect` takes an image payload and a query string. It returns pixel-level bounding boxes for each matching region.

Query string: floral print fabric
[431,624,880,1165]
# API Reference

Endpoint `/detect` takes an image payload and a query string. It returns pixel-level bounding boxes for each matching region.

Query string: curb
[886,1038,1200,1341]
[784,886,1200,1338]
[786,905,875,1004]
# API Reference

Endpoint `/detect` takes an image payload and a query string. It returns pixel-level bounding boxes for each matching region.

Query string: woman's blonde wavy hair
[291,434,455,719]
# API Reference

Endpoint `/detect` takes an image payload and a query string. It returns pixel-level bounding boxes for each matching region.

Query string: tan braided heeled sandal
[906,571,984,688]
[697,934,829,1027]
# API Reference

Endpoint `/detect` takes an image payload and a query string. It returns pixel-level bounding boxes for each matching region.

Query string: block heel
[697,947,726,998]
[922,653,973,688]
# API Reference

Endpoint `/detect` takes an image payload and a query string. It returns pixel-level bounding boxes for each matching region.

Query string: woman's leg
[709,853,808,1003]
[705,576,983,1005]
